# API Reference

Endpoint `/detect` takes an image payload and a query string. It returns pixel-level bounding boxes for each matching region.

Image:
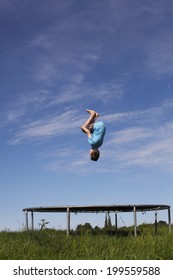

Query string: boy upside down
[81,109,106,161]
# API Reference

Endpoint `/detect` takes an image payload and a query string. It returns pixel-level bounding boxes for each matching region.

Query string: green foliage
[76,223,93,235]
[0,225,173,260]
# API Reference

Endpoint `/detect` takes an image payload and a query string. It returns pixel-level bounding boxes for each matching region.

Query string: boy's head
[90,149,100,161]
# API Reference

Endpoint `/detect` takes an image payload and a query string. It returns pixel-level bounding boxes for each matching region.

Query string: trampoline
[23,204,171,235]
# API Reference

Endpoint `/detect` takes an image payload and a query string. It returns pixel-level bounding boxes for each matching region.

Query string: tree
[76,223,93,234]
[104,212,112,227]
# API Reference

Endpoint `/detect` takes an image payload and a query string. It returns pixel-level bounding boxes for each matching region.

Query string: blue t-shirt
[88,121,106,149]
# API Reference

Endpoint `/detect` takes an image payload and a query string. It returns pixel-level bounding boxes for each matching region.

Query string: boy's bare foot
[86,109,99,118]
[86,109,95,115]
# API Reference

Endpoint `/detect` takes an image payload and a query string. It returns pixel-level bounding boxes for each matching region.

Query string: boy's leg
[81,112,96,133]
[86,109,99,123]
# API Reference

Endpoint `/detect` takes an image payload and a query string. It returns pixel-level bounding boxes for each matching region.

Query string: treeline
[73,224,168,236]
[72,214,168,236]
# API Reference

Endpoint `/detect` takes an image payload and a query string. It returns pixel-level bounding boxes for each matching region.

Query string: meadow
[0,225,173,260]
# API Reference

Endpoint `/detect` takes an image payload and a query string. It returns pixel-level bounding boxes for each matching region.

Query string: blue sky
[1,0,173,230]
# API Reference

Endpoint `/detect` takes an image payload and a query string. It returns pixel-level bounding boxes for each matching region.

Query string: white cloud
[116,137,173,170]
[103,121,173,172]
[8,110,83,144]
[102,99,173,124]
[6,109,25,122]
[3,90,50,125]
[7,98,173,148]
[27,20,102,84]
[40,102,173,174]
[43,126,173,174]
[107,127,153,145]
[46,154,90,174]
[29,34,53,49]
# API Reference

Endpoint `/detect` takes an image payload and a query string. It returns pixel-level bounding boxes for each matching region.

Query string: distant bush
[75,223,93,234]
[158,220,167,225]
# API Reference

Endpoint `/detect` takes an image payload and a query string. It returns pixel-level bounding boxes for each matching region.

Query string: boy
[81,109,106,161]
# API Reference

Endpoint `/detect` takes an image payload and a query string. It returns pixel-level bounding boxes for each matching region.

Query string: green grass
[0,226,173,260]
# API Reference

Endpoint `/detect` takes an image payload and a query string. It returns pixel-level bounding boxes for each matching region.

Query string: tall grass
[0,226,173,260]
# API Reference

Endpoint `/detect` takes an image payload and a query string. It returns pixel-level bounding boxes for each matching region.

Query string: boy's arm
[81,125,92,138]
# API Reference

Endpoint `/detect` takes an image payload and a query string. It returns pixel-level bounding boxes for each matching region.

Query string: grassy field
[0,225,173,260]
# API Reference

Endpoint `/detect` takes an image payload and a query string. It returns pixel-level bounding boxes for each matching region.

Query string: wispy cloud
[3,90,50,125]
[45,121,173,175]
[3,80,124,130]
[27,21,102,84]
[8,110,83,145]
[8,98,173,147]
[45,149,90,175]
[53,106,173,175]
[107,127,153,145]
[2,0,173,175]
[102,99,173,124]
[110,125,173,171]
[18,100,173,175]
